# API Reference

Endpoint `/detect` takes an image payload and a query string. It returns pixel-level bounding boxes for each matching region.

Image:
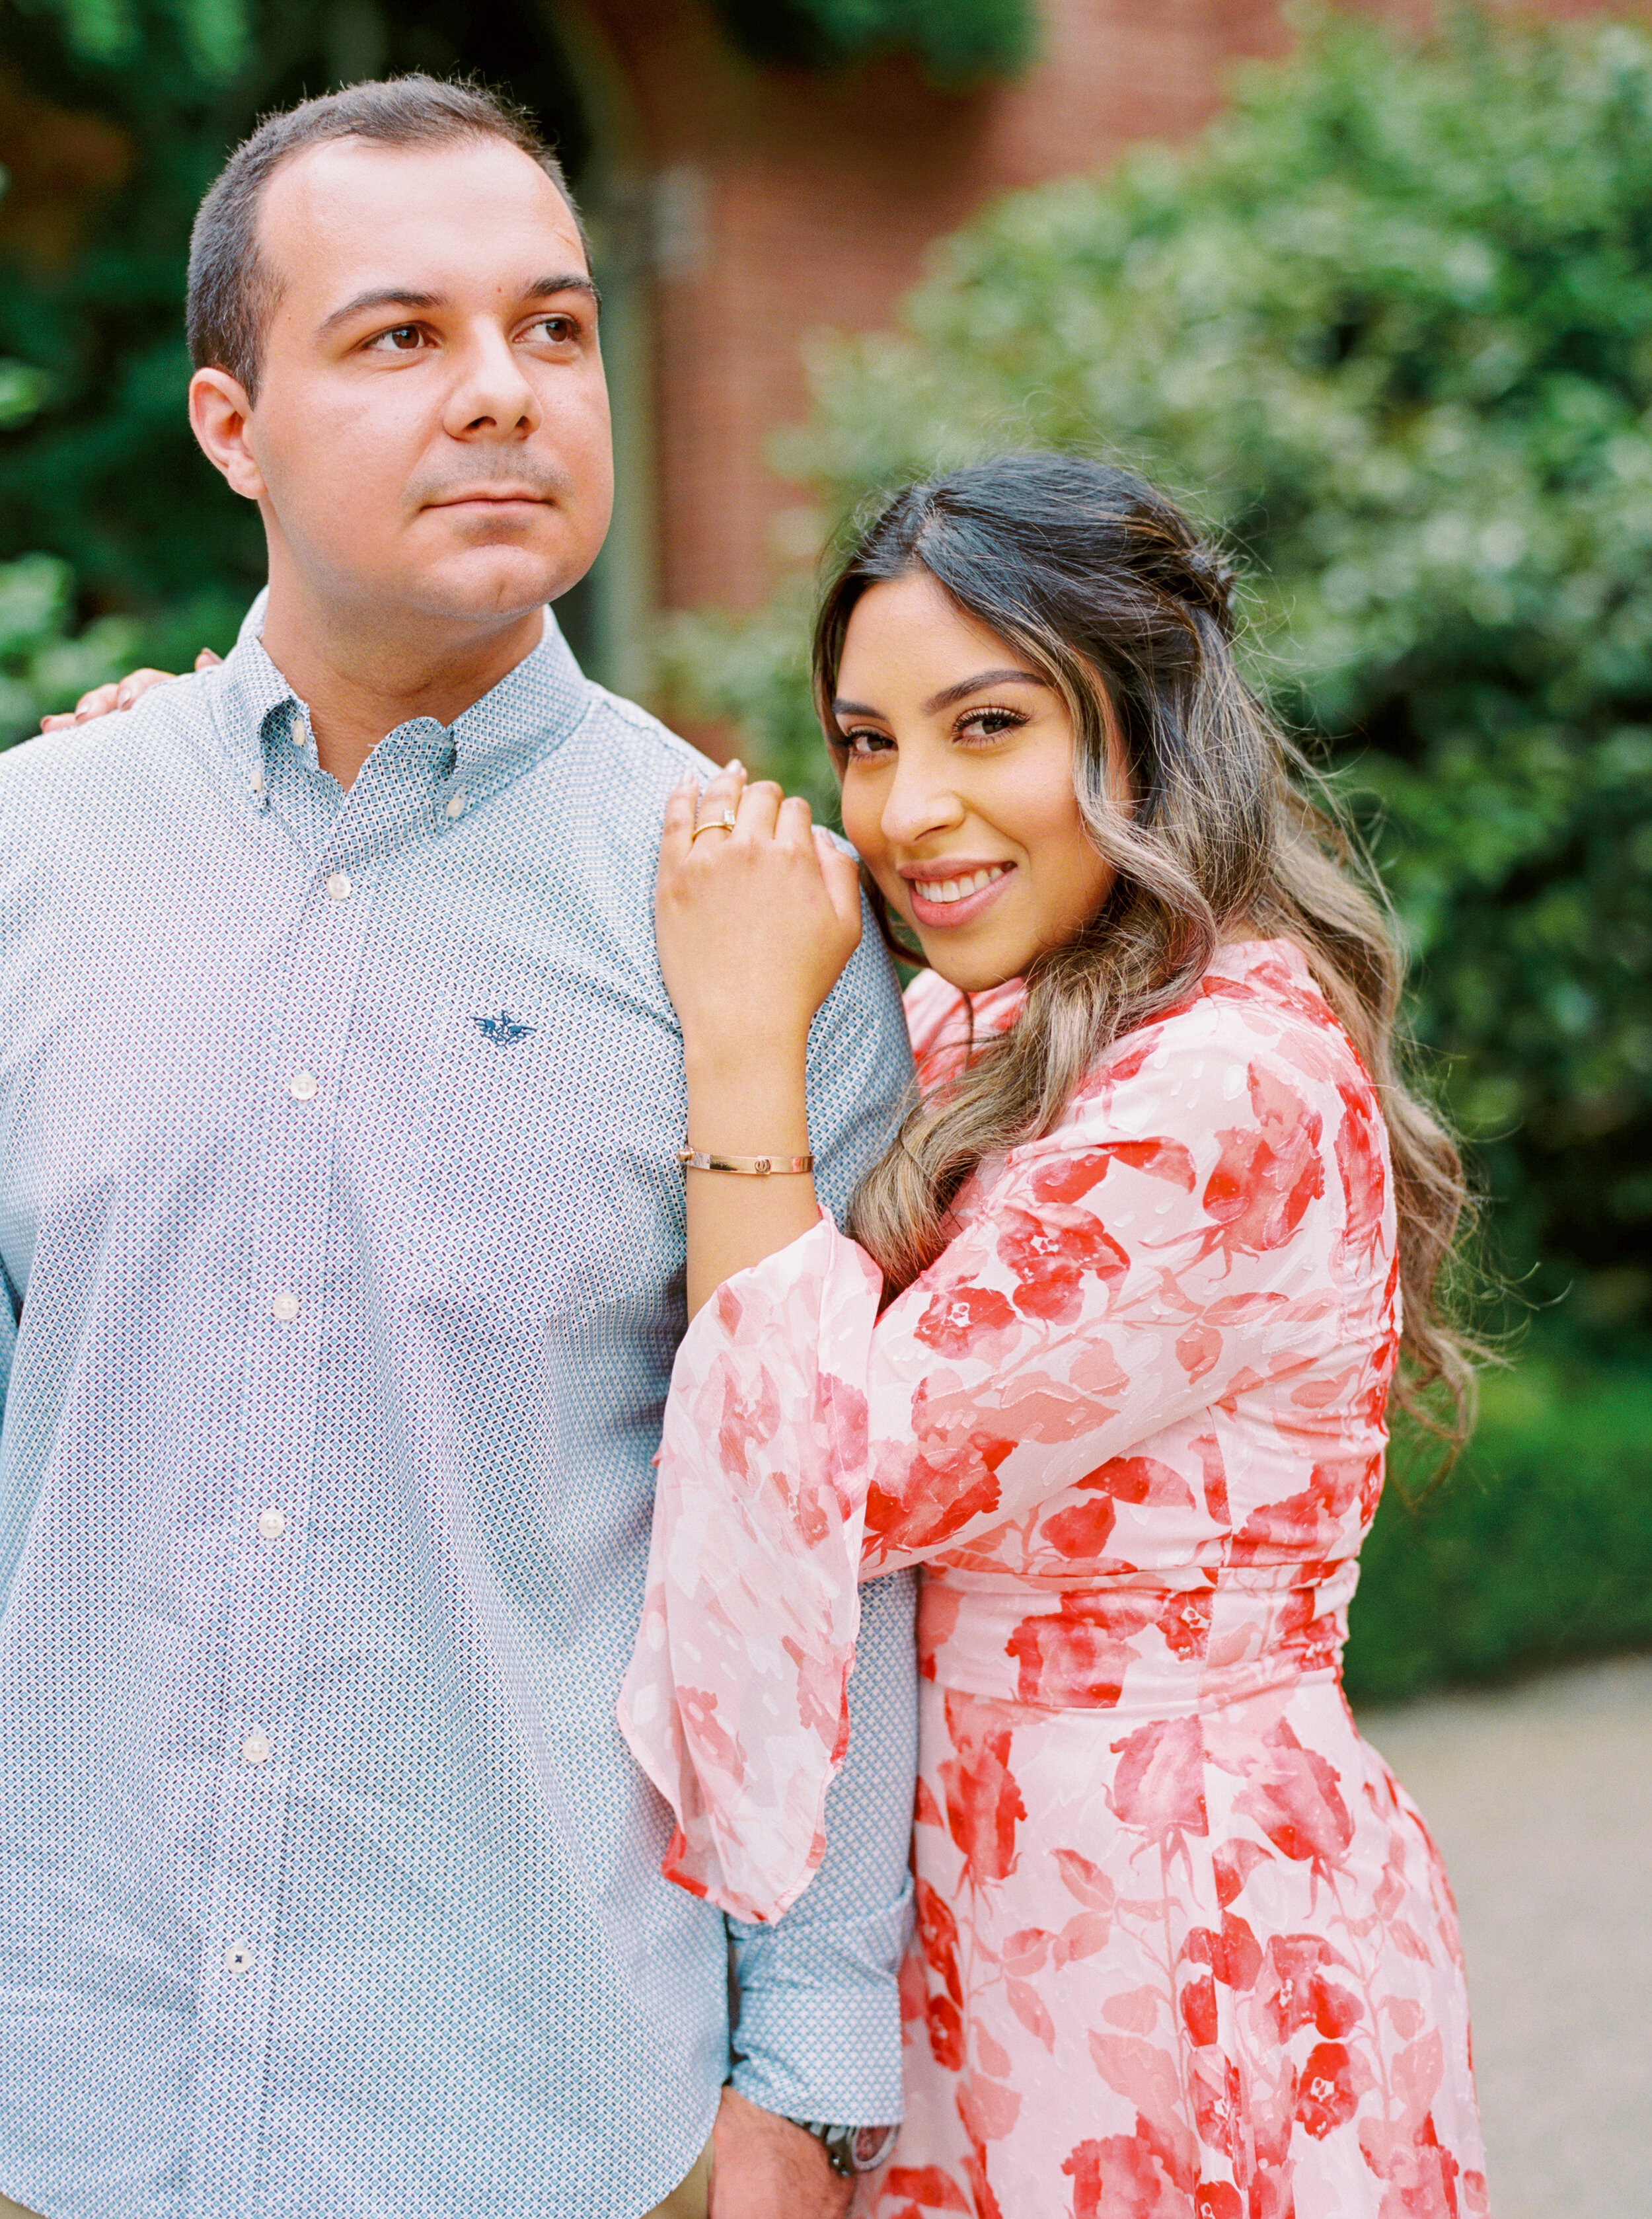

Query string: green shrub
[663,6,1652,1337]
[711,0,1033,83]
[0,354,243,745]
[1346,1345,1652,1704]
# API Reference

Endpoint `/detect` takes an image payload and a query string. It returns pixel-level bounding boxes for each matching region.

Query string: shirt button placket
[192,846,368,2219]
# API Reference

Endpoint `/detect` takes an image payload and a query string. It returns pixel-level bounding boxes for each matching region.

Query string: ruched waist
[916,1561,1361,1713]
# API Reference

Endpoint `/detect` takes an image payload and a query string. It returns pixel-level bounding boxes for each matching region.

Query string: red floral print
[939,1693,1027,1887]
[619,941,1485,2218]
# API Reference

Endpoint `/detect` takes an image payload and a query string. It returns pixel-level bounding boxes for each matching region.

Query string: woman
[618,455,1487,2218]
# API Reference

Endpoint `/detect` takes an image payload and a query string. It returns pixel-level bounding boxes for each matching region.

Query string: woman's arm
[620,989,1386,1921]
[656,759,866,1316]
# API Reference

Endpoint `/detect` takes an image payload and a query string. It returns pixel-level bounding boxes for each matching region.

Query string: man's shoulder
[0,672,215,840]
[566,680,718,790]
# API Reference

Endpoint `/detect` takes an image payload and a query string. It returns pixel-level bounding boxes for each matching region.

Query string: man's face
[238,134,613,630]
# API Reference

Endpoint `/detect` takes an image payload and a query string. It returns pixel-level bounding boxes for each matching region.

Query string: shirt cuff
[726,1880,914,2126]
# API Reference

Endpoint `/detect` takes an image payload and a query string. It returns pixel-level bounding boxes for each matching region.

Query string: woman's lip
[903,864,1017,931]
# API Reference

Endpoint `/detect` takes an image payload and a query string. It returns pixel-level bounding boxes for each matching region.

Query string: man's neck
[258,581,546,792]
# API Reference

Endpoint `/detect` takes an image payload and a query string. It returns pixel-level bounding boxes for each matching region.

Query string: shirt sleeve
[724,1566,916,2127]
[0,1252,17,1419]
[619,997,1380,1928]
[714,904,919,2123]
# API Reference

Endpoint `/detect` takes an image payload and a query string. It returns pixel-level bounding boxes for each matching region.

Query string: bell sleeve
[618,991,1385,1922]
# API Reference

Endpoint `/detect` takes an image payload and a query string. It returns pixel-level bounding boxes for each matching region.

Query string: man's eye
[367,325,425,354]
[525,315,580,344]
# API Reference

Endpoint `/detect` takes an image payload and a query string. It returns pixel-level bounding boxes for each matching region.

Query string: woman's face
[834,569,1121,993]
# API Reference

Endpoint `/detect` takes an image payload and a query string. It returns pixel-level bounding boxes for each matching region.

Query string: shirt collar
[213,592,593,802]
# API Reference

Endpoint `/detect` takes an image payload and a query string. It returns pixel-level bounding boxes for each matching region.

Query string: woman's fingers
[693,759,747,837]
[658,770,700,878]
[774,793,815,850]
[42,681,119,732]
[815,829,867,942]
[114,669,176,710]
[41,667,182,733]
[732,776,784,843]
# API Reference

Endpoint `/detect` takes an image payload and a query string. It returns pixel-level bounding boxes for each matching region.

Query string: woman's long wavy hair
[815,454,1476,1448]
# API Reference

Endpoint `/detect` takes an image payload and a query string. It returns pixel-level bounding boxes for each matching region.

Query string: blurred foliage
[712,0,1033,83]
[1346,1335,1652,1704]
[663,7,1652,1337]
[0,546,137,733]
[0,0,594,687]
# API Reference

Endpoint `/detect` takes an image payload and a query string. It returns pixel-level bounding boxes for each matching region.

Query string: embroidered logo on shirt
[471,1010,537,1047]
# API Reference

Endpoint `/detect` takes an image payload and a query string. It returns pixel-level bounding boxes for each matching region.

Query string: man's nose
[443,322,543,439]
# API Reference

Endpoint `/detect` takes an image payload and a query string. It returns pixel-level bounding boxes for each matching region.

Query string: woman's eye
[841,728,894,759]
[959,708,1024,739]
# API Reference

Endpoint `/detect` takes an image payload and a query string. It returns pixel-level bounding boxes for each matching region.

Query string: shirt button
[289,1071,319,1101]
[256,1507,287,1541]
[225,1941,254,1975]
[271,1291,301,1322]
[325,870,352,902]
[241,1731,272,1764]
[445,791,467,819]
[250,765,265,797]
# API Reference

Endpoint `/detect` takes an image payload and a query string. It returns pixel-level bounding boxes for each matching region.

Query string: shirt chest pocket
[394,985,685,1331]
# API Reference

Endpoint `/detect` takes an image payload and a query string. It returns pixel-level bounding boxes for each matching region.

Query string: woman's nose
[881,755,965,848]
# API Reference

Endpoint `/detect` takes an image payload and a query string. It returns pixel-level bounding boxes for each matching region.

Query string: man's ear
[190,367,265,501]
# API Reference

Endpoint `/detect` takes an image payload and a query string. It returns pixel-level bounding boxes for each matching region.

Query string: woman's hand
[39,648,221,732]
[658,761,864,1317]
[657,760,863,1067]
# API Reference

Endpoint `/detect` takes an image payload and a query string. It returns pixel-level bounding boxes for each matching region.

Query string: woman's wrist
[683,1030,812,1100]
[682,1023,811,1086]
[684,1045,811,1158]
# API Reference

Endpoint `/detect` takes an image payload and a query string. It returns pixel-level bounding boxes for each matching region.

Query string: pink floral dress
[619,940,1485,2219]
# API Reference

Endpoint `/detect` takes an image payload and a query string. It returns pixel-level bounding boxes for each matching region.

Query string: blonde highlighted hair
[814,455,1476,1448]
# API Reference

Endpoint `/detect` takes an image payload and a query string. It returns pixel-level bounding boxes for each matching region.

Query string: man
[0,78,917,2219]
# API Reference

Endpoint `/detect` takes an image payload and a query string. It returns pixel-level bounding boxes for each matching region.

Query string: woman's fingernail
[726,757,744,775]
[115,689,132,709]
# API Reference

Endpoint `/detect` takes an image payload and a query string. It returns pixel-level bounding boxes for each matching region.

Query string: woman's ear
[189,367,266,502]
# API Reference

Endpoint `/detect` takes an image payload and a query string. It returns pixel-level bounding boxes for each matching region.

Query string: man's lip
[900,861,1017,931]
[429,491,551,508]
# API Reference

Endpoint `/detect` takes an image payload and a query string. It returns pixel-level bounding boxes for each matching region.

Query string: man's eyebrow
[319,273,600,338]
[527,272,601,310]
[319,287,443,337]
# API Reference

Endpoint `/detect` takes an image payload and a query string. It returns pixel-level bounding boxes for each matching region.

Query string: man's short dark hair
[186,74,587,402]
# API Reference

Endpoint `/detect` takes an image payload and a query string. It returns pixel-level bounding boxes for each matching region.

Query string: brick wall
[576,0,1620,628]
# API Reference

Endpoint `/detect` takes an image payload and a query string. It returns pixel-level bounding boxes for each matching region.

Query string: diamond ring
[691,811,739,842]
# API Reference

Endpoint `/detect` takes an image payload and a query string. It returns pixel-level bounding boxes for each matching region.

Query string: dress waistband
[916,1562,1360,1713]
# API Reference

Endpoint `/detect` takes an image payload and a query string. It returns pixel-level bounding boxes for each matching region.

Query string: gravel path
[1360,1655,1652,2219]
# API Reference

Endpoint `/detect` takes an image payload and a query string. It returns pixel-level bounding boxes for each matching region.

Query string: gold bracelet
[675,1147,814,1176]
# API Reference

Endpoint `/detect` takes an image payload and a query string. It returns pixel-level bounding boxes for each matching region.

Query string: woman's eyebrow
[921,667,1048,714]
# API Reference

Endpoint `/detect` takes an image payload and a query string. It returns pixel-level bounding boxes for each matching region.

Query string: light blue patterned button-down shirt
[0,611,918,2219]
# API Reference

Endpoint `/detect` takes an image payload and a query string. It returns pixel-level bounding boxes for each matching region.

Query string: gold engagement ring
[691,811,739,841]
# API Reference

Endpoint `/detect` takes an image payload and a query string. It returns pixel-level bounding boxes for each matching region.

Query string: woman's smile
[901,858,1016,928]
